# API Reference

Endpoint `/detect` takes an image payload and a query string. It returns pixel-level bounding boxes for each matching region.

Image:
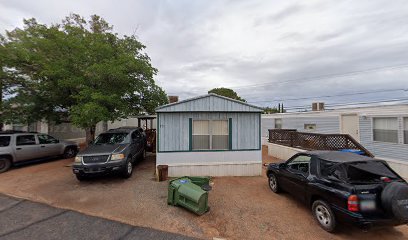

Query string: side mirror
[278,163,286,169]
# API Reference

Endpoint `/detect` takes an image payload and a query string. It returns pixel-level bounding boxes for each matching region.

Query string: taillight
[380,177,391,183]
[348,195,359,212]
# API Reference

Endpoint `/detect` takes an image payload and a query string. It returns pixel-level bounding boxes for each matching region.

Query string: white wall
[157,150,262,176]
[265,142,305,160]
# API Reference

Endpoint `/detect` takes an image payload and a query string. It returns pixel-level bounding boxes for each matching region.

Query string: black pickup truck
[266,151,408,232]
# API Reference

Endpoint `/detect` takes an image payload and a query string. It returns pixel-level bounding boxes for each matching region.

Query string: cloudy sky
[1,0,408,110]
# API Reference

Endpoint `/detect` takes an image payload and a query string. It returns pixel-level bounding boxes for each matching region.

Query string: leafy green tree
[263,107,280,114]
[208,87,246,102]
[2,14,167,141]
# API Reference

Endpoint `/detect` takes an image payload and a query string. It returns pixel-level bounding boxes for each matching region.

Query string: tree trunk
[85,126,96,144]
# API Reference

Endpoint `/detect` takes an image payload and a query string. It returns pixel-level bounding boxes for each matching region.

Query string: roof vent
[312,102,325,111]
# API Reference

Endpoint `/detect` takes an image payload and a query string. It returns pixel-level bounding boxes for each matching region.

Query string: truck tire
[75,174,88,181]
[381,182,408,222]
[63,147,77,159]
[121,158,133,179]
[312,200,336,232]
[268,173,281,193]
[0,157,11,173]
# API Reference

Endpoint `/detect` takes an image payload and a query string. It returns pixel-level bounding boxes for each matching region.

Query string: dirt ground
[0,146,407,240]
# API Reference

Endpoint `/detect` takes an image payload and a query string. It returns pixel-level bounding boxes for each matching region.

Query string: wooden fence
[268,129,374,157]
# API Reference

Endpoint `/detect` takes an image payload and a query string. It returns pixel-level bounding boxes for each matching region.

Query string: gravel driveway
[0,147,407,240]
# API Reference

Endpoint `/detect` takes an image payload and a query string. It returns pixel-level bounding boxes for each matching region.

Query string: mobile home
[156,93,263,177]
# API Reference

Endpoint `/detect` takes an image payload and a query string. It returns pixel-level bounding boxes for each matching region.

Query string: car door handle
[16,148,22,150]
[41,146,46,148]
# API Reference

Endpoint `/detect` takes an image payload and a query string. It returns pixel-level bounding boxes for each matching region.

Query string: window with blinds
[373,117,398,143]
[192,120,229,150]
[192,120,210,150]
[404,118,408,144]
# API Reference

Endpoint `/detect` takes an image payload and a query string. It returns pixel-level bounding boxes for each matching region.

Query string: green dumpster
[168,177,210,215]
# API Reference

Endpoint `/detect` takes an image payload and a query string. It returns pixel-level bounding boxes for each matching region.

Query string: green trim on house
[189,118,193,151]
[229,118,232,150]
[157,113,160,152]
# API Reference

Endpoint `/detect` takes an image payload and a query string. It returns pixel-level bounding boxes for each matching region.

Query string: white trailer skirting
[156,150,262,177]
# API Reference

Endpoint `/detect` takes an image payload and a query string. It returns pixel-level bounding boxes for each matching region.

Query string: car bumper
[72,160,126,175]
[331,205,406,228]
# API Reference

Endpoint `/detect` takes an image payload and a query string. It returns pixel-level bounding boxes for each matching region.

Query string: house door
[341,114,359,142]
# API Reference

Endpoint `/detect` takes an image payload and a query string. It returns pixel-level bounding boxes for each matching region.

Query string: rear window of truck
[319,160,400,184]
[0,136,11,147]
[346,161,399,184]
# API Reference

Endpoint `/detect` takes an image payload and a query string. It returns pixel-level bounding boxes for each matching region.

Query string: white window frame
[372,117,399,144]
[192,119,229,150]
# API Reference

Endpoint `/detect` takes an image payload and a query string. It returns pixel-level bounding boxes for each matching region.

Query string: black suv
[266,151,408,232]
[72,127,146,181]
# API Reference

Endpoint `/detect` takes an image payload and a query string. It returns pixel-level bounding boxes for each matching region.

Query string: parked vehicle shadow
[12,156,71,169]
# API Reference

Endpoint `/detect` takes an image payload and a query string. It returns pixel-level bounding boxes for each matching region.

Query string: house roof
[262,103,408,118]
[156,93,264,113]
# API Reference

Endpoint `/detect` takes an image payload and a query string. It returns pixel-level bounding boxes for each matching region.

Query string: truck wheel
[63,147,77,159]
[268,173,281,193]
[312,200,336,232]
[0,158,11,173]
[75,174,88,181]
[121,158,133,179]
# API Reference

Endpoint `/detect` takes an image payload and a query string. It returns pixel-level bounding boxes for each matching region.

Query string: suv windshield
[94,132,128,145]
[0,136,11,147]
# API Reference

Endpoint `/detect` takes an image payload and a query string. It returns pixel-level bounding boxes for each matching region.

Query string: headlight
[74,156,82,163]
[110,154,125,161]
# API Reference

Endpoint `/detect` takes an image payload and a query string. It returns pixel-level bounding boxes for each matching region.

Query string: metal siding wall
[158,112,260,151]
[360,116,408,161]
[261,116,340,134]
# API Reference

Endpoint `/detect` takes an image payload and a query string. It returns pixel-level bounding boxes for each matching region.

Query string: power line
[226,63,408,90]
[278,98,408,111]
[248,88,407,103]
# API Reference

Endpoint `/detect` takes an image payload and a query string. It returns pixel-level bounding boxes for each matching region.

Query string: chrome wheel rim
[127,162,132,174]
[269,175,277,191]
[315,205,331,227]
